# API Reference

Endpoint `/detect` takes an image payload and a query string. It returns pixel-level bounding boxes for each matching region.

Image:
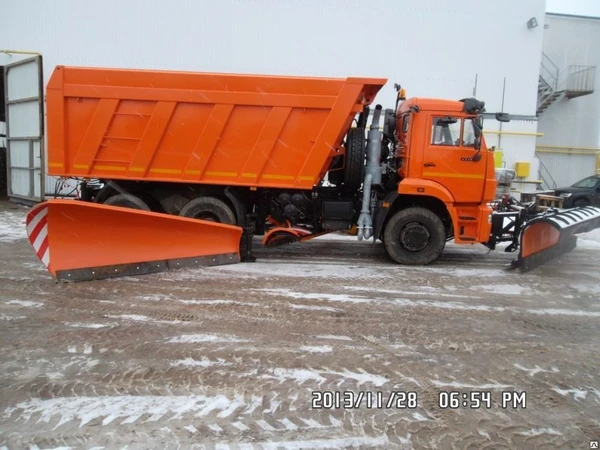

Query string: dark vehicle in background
[555,175,600,208]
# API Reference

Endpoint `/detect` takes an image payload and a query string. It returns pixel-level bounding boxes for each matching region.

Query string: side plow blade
[262,227,312,248]
[26,200,243,282]
[262,227,335,248]
[515,206,600,271]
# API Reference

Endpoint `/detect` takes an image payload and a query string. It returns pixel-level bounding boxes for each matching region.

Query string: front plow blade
[515,206,600,271]
[26,199,243,282]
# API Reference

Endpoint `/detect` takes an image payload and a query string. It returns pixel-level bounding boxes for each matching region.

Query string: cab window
[431,117,461,146]
[462,119,476,147]
[402,114,410,133]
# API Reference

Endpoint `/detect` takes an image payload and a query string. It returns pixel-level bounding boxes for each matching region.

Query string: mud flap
[25,199,243,282]
[515,206,600,271]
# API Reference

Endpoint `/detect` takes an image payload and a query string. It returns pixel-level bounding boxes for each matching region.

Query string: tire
[383,207,446,265]
[179,196,236,224]
[103,193,150,211]
[136,192,165,213]
[573,198,589,208]
[343,128,365,191]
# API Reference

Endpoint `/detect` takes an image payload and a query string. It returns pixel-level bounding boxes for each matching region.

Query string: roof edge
[546,12,600,21]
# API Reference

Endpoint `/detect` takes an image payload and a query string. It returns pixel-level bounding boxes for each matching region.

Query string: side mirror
[472,153,482,162]
[474,137,481,151]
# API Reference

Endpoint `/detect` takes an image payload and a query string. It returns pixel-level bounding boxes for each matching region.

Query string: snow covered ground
[0,210,27,242]
[0,203,599,449]
[577,227,600,248]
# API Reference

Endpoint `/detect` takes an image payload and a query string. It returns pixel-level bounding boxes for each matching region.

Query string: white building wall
[537,14,600,148]
[537,151,598,188]
[1,0,546,193]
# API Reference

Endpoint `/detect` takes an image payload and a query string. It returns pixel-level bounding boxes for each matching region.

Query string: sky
[546,0,600,17]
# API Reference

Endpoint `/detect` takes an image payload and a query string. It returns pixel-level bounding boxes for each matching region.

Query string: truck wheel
[343,128,365,191]
[103,193,150,211]
[383,207,446,265]
[179,196,236,224]
[573,198,589,207]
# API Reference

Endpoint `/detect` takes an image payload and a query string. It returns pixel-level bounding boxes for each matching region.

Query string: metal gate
[4,55,45,203]
[536,146,600,189]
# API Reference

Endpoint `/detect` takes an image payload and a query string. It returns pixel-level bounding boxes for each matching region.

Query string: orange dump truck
[25,65,600,281]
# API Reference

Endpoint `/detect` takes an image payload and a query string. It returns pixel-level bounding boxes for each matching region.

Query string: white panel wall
[537,14,600,148]
[537,152,598,188]
[1,0,546,192]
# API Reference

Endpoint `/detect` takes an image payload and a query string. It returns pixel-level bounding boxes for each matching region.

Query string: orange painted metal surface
[520,222,560,259]
[46,66,386,189]
[26,199,242,280]
[395,97,498,244]
[396,97,497,205]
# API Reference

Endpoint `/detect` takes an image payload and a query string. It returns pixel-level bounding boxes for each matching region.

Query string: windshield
[572,176,599,188]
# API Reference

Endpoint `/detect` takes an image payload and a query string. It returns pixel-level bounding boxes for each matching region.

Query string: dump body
[46,66,386,189]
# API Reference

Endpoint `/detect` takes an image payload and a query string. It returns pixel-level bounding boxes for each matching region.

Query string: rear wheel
[103,193,150,211]
[383,207,446,265]
[179,196,236,224]
[343,127,366,192]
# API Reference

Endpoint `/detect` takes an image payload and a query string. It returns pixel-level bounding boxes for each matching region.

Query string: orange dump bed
[46,66,386,189]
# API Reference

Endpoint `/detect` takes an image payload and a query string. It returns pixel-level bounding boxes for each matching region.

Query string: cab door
[421,115,485,203]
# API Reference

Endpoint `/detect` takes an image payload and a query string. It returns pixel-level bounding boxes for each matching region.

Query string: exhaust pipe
[366,105,383,185]
[357,105,383,241]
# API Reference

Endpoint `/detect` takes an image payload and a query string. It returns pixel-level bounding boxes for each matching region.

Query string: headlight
[559,192,572,198]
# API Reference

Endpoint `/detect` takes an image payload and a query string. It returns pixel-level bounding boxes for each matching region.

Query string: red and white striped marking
[26,204,51,269]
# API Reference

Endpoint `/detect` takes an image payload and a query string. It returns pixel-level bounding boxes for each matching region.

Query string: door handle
[424,162,436,167]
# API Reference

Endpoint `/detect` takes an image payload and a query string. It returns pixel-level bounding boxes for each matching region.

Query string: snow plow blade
[515,206,600,271]
[25,199,243,282]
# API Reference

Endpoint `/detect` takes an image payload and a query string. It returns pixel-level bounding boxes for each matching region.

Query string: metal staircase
[537,52,596,116]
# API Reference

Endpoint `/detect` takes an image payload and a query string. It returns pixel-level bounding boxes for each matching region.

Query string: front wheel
[383,207,446,265]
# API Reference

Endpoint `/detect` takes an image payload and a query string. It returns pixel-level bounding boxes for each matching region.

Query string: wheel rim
[399,221,430,252]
